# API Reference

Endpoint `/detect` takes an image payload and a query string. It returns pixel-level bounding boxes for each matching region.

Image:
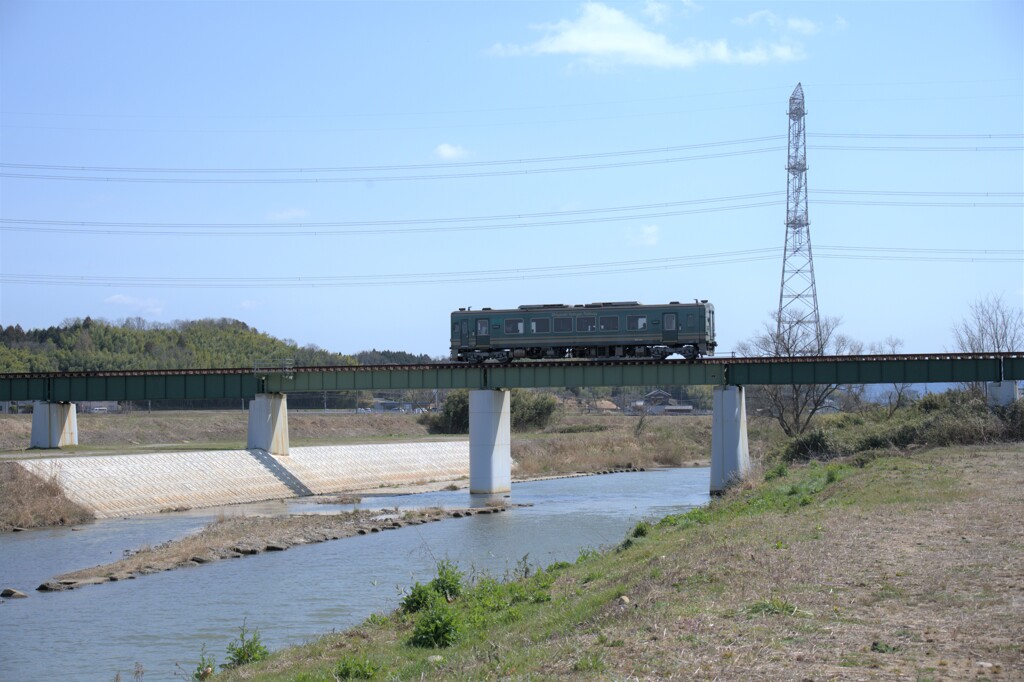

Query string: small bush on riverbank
[0,462,94,531]
[221,621,269,669]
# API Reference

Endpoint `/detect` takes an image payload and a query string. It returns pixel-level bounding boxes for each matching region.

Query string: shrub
[764,462,788,481]
[221,621,268,669]
[409,601,462,648]
[417,390,470,434]
[509,390,558,430]
[631,520,651,538]
[401,582,439,614]
[189,645,215,681]
[428,559,464,602]
[418,389,557,434]
[917,392,948,412]
[996,399,1024,440]
[783,428,835,461]
[334,655,381,680]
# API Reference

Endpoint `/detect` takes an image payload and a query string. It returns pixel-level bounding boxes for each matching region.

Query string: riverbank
[38,504,513,592]
[215,444,1023,681]
[0,412,720,529]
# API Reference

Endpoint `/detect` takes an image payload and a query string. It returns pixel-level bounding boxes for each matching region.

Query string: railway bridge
[3,353,1021,495]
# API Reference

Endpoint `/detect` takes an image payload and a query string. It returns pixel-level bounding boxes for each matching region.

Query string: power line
[0,136,785,173]
[1,190,1019,237]
[2,134,1020,176]
[1,246,1019,289]
[3,144,1017,184]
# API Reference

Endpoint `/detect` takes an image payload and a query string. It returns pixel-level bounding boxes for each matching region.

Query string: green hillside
[0,317,358,373]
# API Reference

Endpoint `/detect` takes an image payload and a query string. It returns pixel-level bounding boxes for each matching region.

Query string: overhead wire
[1,246,1019,289]
[1,189,1018,238]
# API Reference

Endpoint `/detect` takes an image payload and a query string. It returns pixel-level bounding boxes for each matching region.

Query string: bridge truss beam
[1,355,1022,402]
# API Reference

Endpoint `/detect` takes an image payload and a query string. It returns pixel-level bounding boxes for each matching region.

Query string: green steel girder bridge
[2,353,1022,403]
[6,353,1021,496]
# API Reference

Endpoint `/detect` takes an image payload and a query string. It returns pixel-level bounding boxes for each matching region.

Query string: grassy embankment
[213,443,1023,681]
[0,462,94,531]
[197,393,1022,681]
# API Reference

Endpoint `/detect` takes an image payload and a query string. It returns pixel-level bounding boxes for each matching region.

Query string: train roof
[453,301,711,314]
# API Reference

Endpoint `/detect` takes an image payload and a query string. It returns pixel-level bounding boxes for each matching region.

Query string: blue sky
[1,0,1021,358]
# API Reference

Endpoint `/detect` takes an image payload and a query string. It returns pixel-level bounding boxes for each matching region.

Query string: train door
[460,320,470,348]
[475,318,490,348]
[662,313,678,343]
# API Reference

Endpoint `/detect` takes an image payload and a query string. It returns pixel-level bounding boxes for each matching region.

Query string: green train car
[450,301,716,363]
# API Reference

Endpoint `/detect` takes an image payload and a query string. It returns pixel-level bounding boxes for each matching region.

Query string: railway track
[2,351,1022,380]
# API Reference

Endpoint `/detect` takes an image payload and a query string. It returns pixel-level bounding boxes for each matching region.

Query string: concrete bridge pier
[247,393,290,456]
[986,381,1020,407]
[469,389,512,495]
[710,385,750,495]
[30,401,79,449]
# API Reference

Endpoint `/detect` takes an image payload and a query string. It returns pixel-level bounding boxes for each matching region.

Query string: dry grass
[214,445,1024,681]
[512,414,717,477]
[0,410,434,454]
[0,462,94,531]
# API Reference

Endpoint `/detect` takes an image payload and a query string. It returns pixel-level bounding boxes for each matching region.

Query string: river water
[0,468,709,682]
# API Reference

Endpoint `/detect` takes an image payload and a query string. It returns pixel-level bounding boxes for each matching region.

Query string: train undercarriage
[457,343,702,364]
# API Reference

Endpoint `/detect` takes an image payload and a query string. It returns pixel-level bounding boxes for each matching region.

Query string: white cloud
[733,9,779,27]
[734,10,820,35]
[643,1,670,24]
[834,16,849,31]
[490,3,800,69]
[786,18,821,35]
[240,299,259,310]
[435,143,468,160]
[631,224,660,246]
[266,208,308,222]
[105,294,163,316]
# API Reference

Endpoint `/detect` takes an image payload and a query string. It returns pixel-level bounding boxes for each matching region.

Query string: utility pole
[777,83,822,354]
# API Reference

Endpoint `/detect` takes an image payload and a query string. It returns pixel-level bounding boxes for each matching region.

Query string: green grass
[213,438,1019,681]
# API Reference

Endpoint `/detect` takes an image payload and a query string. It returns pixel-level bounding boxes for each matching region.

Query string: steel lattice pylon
[776,82,822,354]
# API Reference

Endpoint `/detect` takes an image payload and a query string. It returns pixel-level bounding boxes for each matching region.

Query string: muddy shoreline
[38,504,513,592]
[26,465,654,593]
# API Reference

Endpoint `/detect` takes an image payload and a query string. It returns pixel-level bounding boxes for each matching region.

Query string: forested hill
[355,349,434,365]
[0,318,362,373]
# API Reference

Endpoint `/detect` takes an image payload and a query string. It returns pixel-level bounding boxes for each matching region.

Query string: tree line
[0,317,395,373]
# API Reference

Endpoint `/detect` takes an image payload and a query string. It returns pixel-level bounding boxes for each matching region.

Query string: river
[0,467,709,681]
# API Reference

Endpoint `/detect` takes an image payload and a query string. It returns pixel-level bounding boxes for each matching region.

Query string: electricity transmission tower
[776,82,822,354]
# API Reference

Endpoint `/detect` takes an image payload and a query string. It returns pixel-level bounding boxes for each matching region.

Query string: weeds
[188,644,215,680]
[746,596,804,617]
[334,655,382,679]
[0,462,94,531]
[630,519,652,538]
[221,621,268,670]
[409,600,462,648]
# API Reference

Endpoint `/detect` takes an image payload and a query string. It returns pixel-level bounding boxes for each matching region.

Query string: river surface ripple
[0,467,709,682]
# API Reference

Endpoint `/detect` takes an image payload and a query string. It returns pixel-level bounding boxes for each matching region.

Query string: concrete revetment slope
[19,442,470,518]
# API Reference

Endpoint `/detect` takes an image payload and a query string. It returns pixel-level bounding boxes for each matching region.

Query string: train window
[531,318,551,334]
[686,313,695,330]
[504,318,524,334]
[554,317,573,333]
[577,316,597,332]
[476,319,489,336]
[600,316,619,331]
[664,313,677,331]
[627,315,647,331]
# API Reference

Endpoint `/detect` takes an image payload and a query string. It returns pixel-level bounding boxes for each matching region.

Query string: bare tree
[737,312,854,436]
[870,335,912,417]
[951,295,1024,353]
